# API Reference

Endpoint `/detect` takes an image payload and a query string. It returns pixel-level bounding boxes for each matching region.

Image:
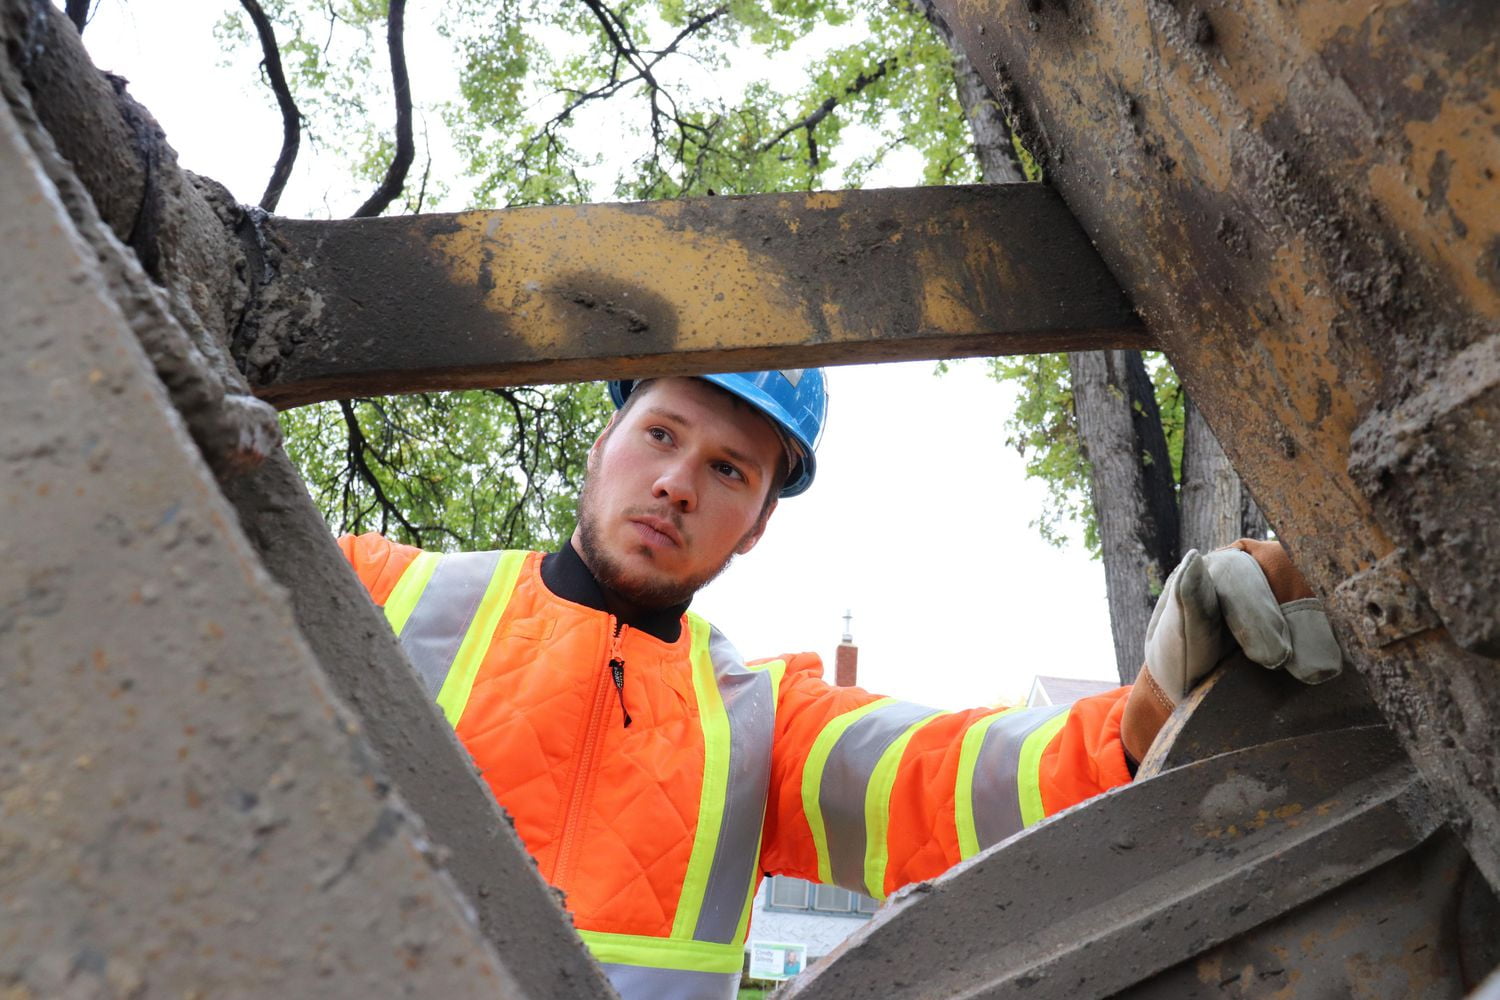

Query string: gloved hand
[1145,539,1342,699]
[1122,539,1343,766]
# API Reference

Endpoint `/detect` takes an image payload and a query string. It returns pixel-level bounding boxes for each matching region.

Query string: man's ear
[736,498,777,555]
[591,411,621,456]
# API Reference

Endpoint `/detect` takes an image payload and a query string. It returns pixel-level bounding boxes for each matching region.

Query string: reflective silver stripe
[692,627,775,944]
[599,962,739,1000]
[971,705,1068,849]
[395,550,502,696]
[819,700,941,893]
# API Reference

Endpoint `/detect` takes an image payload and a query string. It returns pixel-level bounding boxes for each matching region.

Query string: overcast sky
[77,1,1121,707]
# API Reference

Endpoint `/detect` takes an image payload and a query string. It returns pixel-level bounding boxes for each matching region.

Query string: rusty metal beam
[929,0,1500,891]
[241,184,1146,408]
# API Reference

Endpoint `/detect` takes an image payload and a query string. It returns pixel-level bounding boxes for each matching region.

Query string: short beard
[575,477,750,611]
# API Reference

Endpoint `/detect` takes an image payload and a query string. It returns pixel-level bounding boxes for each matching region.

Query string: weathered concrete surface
[219,452,616,999]
[0,0,277,480]
[780,724,1496,998]
[242,184,1147,407]
[1136,653,1386,778]
[0,90,530,997]
[928,0,1500,891]
[1,10,615,992]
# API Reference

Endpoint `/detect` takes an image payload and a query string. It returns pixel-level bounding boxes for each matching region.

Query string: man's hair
[616,379,789,516]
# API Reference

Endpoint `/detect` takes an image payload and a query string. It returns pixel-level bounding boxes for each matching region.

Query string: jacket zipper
[553,616,627,888]
[609,622,632,728]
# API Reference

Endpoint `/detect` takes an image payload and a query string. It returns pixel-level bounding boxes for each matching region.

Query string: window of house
[768,875,810,909]
[764,876,876,918]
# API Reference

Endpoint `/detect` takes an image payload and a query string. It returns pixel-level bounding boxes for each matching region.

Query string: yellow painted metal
[250,185,1146,407]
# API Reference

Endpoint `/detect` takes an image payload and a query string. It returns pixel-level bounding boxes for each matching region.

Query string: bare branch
[413,120,433,214]
[760,57,895,156]
[353,0,414,218]
[339,399,422,543]
[520,2,728,189]
[239,0,302,212]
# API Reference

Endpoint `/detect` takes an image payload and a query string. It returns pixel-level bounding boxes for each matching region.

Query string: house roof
[1026,675,1121,707]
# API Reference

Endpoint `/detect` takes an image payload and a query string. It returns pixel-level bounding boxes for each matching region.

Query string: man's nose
[652,460,697,512]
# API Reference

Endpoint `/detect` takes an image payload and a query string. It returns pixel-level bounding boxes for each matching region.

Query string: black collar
[540,540,687,643]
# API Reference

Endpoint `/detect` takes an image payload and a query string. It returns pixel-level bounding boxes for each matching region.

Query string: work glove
[1122,539,1344,766]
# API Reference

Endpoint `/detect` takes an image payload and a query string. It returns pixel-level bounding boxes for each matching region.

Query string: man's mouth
[628,515,683,548]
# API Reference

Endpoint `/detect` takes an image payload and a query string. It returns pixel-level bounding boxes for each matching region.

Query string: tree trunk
[1070,350,1180,682]
[911,0,1026,184]
[1181,393,1269,552]
[924,1,1262,681]
[1179,394,1240,553]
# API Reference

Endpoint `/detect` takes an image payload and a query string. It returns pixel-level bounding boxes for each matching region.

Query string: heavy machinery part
[778,724,1498,999]
[241,184,1146,408]
[925,0,1500,892]
[0,90,545,997]
[0,52,615,1000]
[1136,651,1385,778]
[0,9,614,992]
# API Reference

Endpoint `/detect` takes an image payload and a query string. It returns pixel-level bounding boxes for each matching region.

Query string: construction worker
[339,369,1340,1000]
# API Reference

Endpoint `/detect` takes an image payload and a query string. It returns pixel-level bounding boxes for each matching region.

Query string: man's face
[575,377,783,610]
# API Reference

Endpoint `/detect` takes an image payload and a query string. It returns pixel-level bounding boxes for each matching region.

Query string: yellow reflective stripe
[861,712,948,899]
[954,708,1019,859]
[1017,709,1072,827]
[800,697,896,886]
[434,550,527,727]
[671,617,729,939]
[578,930,744,974]
[748,657,786,696]
[381,550,439,636]
[733,658,786,946]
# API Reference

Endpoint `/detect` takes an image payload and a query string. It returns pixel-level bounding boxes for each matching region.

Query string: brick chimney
[834,609,858,688]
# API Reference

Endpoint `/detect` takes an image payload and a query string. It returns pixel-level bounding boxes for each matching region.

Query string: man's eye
[713,462,745,482]
[647,427,673,444]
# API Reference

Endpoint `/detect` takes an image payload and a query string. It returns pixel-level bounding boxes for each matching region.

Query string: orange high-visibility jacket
[340,534,1132,1000]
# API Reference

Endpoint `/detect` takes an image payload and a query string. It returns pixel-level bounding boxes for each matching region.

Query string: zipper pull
[607,619,631,728]
[610,658,632,728]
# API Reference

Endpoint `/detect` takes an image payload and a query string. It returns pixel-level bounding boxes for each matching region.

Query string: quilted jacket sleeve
[337,532,425,605]
[757,653,1132,899]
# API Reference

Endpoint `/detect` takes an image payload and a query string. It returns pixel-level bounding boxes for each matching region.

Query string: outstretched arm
[758,655,1132,900]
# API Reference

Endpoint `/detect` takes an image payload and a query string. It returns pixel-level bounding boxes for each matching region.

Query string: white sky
[77,1,1120,708]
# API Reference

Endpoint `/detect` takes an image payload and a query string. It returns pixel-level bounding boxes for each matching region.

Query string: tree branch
[353,0,414,218]
[339,399,421,542]
[239,0,302,212]
[65,0,93,35]
[909,0,1027,183]
[760,57,894,157]
[525,2,728,183]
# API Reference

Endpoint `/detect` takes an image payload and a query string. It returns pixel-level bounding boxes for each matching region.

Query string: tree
[200,0,981,552]
[81,0,1258,666]
[907,0,1266,682]
[985,343,1268,686]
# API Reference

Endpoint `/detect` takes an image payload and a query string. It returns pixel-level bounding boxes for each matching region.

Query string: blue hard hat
[608,370,828,497]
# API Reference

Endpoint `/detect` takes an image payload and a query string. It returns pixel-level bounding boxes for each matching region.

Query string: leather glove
[1144,539,1342,700]
[1122,539,1343,766]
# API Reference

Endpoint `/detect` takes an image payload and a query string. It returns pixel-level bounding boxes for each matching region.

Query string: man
[340,369,1339,1000]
